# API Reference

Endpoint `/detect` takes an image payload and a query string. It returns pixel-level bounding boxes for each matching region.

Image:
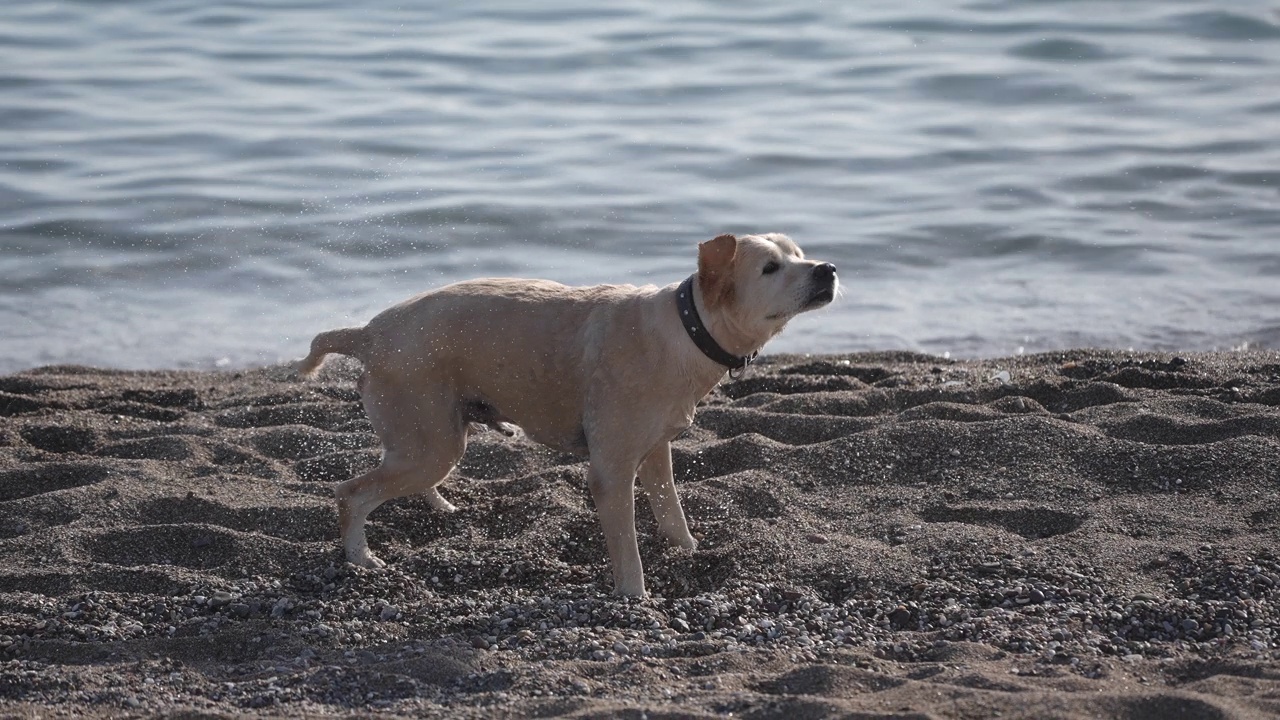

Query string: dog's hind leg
[336,379,466,568]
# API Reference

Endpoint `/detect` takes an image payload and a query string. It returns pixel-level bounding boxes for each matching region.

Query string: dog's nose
[813,263,836,281]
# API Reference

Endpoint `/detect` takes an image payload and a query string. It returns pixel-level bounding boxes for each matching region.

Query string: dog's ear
[698,234,738,309]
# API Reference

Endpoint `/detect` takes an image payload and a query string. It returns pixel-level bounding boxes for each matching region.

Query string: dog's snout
[813,263,836,281]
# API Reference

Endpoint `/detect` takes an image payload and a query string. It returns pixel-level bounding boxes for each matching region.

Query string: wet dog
[298,233,837,596]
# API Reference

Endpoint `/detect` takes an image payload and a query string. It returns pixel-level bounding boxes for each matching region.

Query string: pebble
[271,598,293,617]
[889,607,912,628]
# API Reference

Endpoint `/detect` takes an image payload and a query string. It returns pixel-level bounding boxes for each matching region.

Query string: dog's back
[301,278,664,453]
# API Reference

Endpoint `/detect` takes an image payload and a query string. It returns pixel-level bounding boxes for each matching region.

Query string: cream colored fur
[298,233,837,596]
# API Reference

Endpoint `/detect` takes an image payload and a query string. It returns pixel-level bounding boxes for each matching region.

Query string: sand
[1,350,1279,719]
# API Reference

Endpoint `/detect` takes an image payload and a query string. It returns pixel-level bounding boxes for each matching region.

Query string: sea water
[2,1,1278,372]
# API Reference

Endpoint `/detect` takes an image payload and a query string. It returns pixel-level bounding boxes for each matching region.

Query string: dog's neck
[679,275,766,374]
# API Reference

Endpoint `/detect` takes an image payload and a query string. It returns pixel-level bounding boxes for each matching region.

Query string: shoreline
[2,349,1279,718]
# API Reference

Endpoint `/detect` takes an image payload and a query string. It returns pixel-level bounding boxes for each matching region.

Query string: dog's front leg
[586,454,646,597]
[638,442,697,551]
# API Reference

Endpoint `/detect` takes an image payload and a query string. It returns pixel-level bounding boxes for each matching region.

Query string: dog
[298,233,837,596]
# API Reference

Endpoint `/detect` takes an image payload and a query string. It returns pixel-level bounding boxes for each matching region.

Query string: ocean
[3,0,1278,372]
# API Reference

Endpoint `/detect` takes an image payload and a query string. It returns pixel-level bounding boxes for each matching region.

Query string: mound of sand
[1,350,1279,718]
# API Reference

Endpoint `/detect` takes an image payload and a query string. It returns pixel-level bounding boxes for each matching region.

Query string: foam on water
[2,1,1278,371]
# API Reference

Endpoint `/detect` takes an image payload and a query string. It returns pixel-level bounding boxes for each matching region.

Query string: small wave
[1169,10,1280,41]
[913,72,1111,106]
[1008,37,1115,63]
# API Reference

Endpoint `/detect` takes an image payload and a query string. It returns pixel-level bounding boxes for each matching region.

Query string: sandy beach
[1,350,1278,718]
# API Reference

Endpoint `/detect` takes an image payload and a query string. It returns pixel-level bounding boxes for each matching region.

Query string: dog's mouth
[803,286,835,309]
[766,280,838,320]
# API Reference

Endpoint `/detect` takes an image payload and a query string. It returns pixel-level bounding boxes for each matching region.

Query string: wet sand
[1,350,1278,718]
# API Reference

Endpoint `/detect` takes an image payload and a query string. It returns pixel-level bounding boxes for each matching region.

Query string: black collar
[676,275,757,376]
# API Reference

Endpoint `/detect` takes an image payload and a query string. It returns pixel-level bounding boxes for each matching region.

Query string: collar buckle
[728,352,757,380]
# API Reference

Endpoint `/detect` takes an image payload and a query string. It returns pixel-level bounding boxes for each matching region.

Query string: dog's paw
[668,533,698,552]
[612,584,648,598]
[425,488,457,513]
[348,551,386,569]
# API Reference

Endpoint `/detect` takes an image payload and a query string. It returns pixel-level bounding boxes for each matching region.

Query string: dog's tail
[297,327,369,378]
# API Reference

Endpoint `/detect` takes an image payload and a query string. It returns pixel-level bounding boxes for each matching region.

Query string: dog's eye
[762,261,780,275]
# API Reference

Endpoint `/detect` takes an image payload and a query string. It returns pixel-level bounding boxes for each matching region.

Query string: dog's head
[697,233,838,350]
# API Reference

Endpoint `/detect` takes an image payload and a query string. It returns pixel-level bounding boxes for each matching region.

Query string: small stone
[1181,619,1199,633]
[228,603,250,618]
[209,591,233,608]
[379,604,399,621]
[889,606,912,628]
[271,598,292,617]
[471,636,489,649]
[806,533,829,545]
[612,641,629,655]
